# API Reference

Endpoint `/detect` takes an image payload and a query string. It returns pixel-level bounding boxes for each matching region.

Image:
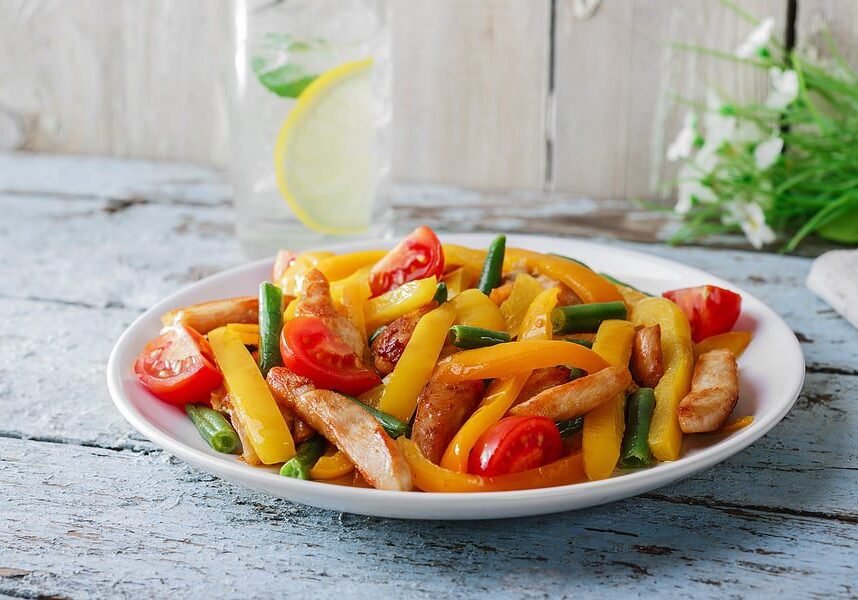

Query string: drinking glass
[230,0,392,257]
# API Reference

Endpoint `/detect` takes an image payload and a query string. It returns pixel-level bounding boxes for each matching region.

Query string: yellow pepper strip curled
[582,319,636,480]
[440,373,529,472]
[226,323,260,346]
[442,266,476,298]
[207,327,295,464]
[499,274,544,337]
[434,340,609,384]
[275,251,335,296]
[364,276,438,332]
[631,297,694,461]
[518,287,560,341]
[377,302,457,422]
[504,249,623,304]
[450,288,506,331]
[693,331,752,361]
[401,438,585,492]
[309,451,355,480]
[316,250,386,282]
[442,244,488,274]
[338,276,372,341]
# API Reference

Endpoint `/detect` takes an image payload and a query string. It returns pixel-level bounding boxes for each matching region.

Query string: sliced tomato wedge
[663,285,742,342]
[468,416,563,477]
[369,225,444,296]
[280,316,381,396]
[134,325,223,406]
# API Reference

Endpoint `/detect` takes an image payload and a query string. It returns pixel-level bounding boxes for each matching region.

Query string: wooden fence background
[0,0,854,201]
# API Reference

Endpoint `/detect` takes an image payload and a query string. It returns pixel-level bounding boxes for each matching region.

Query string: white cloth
[807,249,858,329]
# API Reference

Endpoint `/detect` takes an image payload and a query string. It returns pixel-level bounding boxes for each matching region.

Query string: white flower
[766,68,799,109]
[667,112,698,161]
[754,136,784,170]
[702,91,763,149]
[675,163,717,214]
[724,201,777,248]
[736,17,776,58]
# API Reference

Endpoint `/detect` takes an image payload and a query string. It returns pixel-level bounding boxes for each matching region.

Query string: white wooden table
[2,153,856,598]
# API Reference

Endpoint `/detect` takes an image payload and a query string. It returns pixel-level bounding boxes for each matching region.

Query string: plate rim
[106,233,805,519]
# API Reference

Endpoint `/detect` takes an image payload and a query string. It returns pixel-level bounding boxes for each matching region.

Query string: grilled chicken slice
[370,304,435,376]
[210,387,260,466]
[267,368,412,490]
[161,297,259,334]
[678,349,739,433]
[513,366,572,406]
[295,269,372,366]
[509,366,632,421]
[410,377,485,464]
[630,325,665,388]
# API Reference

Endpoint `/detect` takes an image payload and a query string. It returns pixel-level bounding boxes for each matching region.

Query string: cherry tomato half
[663,285,742,342]
[468,416,563,477]
[369,225,445,296]
[134,325,223,406]
[280,316,381,396]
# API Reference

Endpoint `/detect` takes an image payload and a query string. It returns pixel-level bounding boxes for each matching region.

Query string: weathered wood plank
[1,436,856,599]
[796,0,858,65]
[393,0,550,189]
[552,0,787,200]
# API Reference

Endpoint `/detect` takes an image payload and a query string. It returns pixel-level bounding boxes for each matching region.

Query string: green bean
[258,282,283,376]
[448,325,511,349]
[368,325,387,346]
[349,397,410,438]
[600,273,652,297]
[280,435,326,480]
[477,235,506,295]
[185,404,241,454]
[433,281,448,304]
[556,417,584,438]
[619,388,656,469]
[566,338,594,349]
[551,301,628,334]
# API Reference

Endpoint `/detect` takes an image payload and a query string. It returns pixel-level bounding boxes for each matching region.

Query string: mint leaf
[251,33,319,99]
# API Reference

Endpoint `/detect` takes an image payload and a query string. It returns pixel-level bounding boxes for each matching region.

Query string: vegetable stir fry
[134,227,755,492]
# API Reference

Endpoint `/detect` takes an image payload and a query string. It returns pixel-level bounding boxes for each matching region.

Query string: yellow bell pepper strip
[693,331,752,361]
[439,373,529,472]
[316,250,386,282]
[329,265,372,304]
[582,319,636,480]
[518,287,560,341]
[434,340,609,384]
[499,274,544,337]
[338,276,372,341]
[207,327,295,464]
[376,302,457,422]
[715,415,754,435]
[401,438,585,492]
[282,297,300,322]
[358,383,385,407]
[631,297,694,461]
[275,250,335,296]
[504,249,623,304]
[363,276,438,332]
[225,323,260,346]
[449,289,506,331]
[309,451,355,480]
[442,244,488,274]
[442,266,477,298]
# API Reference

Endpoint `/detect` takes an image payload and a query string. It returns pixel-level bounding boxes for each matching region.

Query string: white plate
[107,234,804,520]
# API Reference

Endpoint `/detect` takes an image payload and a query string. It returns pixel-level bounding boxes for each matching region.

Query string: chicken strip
[513,366,572,406]
[370,304,435,376]
[161,296,258,334]
[210,386,260,466]
[509,366,632,421]
[267,368,412,490]
[630,325,665,388]
[410,377,485,464]
[295,269,371,366]
[678,348,739,433]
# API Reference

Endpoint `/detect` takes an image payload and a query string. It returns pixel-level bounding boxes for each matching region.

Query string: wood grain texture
[552,0,787,200]
[393,0,550,189]
[2,153,857,596]
[796,0,858,63]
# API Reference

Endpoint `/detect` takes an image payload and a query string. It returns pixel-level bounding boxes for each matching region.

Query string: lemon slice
[274,58,375,234]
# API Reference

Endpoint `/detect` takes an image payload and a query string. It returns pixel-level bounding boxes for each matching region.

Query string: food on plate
[133,226,754,492]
